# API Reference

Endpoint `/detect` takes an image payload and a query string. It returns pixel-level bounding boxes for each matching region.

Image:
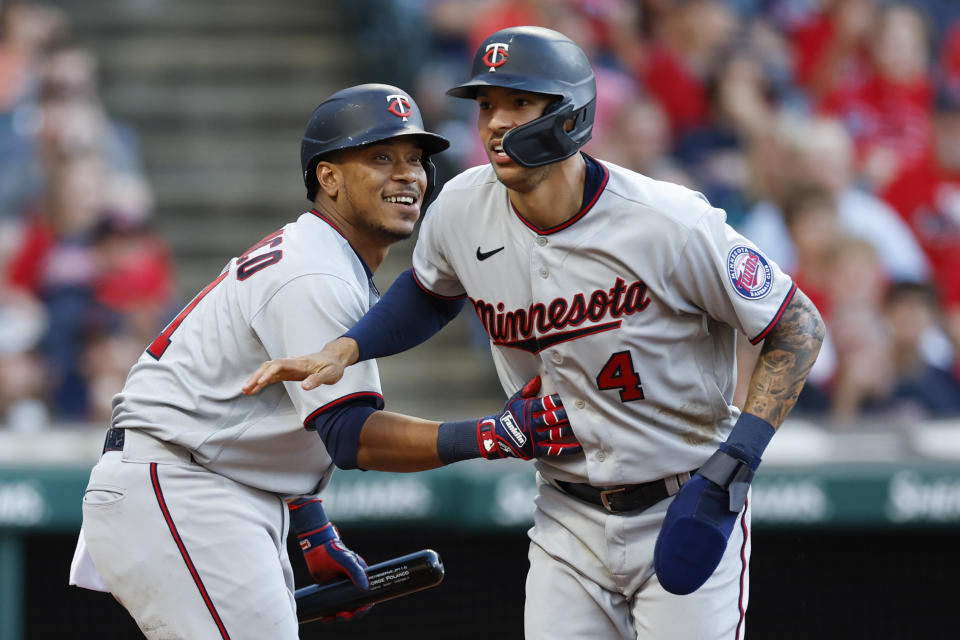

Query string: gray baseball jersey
[112,209,383,495]
[74,210,384,638]
[413,158,792,638]
[412,159,796,485]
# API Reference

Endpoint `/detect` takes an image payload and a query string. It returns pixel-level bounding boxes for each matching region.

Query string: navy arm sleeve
[308,396,384,470]
[344,268,465,362]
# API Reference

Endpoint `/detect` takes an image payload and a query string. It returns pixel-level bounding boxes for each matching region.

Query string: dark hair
[883,281,940,312]
[780,184,836,229]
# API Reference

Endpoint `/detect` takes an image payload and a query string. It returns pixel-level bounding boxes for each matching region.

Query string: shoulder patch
[727,246,773,299]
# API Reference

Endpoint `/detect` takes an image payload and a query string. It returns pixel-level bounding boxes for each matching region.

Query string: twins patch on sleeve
[726,246,773,300]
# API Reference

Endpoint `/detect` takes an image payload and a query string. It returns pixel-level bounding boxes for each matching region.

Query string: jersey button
[536,236,547,247]
[596,451,606,461]
[539,268,549,279]
[574,399,586,409]
[551,352,563,364]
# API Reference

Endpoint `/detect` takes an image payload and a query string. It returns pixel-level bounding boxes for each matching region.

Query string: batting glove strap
[288,497,331,533]
[697,446,757,512]
[477,416,513,459]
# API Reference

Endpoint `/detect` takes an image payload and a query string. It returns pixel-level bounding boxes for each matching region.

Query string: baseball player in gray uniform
[244,28,826,640]
[69,83,579,639]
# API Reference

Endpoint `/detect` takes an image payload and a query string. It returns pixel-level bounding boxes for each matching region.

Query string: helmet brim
[306,129,450,162]
[447,74,563,100]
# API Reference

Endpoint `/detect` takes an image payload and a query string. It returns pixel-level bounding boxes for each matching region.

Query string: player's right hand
[478,376,581,460]
[241,338,359,395]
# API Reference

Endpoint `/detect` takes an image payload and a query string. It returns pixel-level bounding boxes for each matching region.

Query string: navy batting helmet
[301,83,450,202]
[447,26,596,168]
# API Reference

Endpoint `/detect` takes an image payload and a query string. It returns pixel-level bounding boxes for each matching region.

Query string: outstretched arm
[354,411,445,471]
[242,269,463,394]
[315,377,580,473]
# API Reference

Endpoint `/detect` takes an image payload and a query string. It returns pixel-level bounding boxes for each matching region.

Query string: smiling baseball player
[244,28,826,640]
[70,83,579,640]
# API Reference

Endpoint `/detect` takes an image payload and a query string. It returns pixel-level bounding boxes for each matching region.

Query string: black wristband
[436,420,481,465]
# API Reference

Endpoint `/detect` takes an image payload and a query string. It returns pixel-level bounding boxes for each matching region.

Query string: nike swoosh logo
[476,246,505,261]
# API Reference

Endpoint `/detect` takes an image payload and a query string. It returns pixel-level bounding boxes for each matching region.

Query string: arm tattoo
[743,289,825,428]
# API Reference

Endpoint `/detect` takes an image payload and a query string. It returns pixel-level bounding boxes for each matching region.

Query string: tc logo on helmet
[483,43,509,71]
[386,95,412,121]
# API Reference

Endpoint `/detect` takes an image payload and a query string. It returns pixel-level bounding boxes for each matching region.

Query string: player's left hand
[304,530,374,624]
[288,498,373,622]
[478,376,581,460]
[299,521,369,590]
[241,338,359,395]
[654,413,774,595]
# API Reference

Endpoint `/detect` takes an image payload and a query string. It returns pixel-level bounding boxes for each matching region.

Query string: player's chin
[491,164,530,190]
[377,219,417,242]
[379,202,419,226]
[394,209,419,231]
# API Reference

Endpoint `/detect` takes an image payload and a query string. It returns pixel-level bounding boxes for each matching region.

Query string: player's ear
[316,162,341,199]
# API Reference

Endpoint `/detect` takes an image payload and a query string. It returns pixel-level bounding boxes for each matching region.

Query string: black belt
[555,470,697,514]
[102,427,125,453]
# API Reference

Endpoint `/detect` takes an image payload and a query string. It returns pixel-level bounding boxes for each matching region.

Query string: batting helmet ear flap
[423,156,439,205]
[501,98,596,168]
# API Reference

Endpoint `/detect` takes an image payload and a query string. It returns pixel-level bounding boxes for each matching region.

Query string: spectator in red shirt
[787,0,877,102]
[635,0,737,138]
[868,25,960,361]
[820,3,937,195]
[882,89,960,312]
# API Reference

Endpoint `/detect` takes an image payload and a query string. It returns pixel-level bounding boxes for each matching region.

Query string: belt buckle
[599,487,626,512]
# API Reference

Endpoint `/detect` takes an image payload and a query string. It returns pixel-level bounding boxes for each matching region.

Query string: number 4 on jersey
[596,351,644,401]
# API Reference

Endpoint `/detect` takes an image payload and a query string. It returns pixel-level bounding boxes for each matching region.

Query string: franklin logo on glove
[500,414,527,448]
[436,376,580,463]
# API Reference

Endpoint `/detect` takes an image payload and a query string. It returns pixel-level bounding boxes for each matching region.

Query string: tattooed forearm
[743,289,825,428]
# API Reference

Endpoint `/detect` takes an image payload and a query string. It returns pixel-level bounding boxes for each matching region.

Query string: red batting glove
[477,376,580,460]
[288,498,372,622]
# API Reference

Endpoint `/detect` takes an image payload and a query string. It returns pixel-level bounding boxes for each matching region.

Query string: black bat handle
[295,549,445,624]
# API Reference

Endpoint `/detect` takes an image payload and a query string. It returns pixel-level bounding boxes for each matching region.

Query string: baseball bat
[295,549,444,624]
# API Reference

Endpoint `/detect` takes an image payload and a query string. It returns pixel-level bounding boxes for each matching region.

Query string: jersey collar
[510,153,609,235]
[309,208,375,280]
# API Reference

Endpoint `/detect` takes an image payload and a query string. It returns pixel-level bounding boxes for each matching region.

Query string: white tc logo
[483,43,509,71]
[385,94,411,121]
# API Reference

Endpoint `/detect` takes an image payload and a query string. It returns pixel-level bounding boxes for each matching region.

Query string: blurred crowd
[377,0,960,425]
[0,0,179,430]
[1,0,959,432]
